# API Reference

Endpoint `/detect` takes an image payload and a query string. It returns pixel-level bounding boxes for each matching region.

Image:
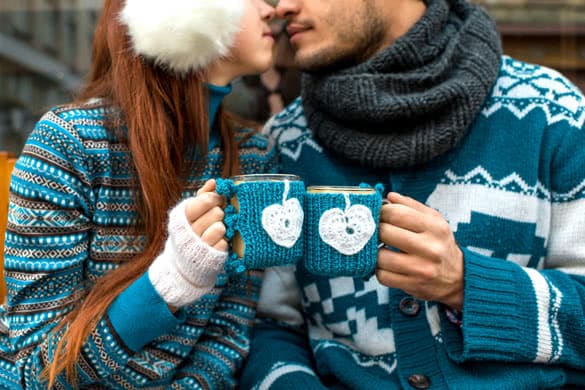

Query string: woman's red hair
[44,0,244,386]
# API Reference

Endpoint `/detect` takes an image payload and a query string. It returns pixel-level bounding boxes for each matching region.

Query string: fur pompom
[120,0,245,74]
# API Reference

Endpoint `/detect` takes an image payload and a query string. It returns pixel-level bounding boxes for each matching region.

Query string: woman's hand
[148,179,230,309]
[186,179,229,251]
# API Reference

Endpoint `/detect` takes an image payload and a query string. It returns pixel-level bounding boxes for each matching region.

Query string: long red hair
[44,0,244,386]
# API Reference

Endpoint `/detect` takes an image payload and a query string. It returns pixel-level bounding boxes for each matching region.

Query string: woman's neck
[206,61,239,86]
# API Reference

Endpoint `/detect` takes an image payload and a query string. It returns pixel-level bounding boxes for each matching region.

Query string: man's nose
[275,0,301,20]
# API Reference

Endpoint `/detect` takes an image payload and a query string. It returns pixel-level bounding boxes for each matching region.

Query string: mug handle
[378,198,390,249]
[214,179,247,274]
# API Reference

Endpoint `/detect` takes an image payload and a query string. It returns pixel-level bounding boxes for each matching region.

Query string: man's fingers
[379,222,424,255]
[375,267,411,290]
[379,203,427,233]
[377,249,437,280]
[386,192,438,217]
[377,249,411,274]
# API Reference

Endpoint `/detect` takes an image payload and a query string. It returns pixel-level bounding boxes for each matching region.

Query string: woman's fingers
[197,179,216,196]
[185,193,224,223]
[200,221,227,248]
[182,180,229,250]
[213,239,229,252]
[191,206,225,236]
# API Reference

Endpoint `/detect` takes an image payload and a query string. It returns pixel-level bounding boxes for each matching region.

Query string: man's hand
[376,192,464,310]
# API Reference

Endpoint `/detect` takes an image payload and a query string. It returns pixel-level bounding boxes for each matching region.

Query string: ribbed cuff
[443,248,538,362]
[149,198,227,308]
[148,238,222,307]
[255,363,325,390]
[166,199,227,287]
[107,272,185,352]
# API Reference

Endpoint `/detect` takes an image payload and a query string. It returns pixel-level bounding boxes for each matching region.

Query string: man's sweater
[241,56,585,389]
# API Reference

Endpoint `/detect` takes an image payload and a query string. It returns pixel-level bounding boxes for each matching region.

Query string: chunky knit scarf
[301,0,502,169]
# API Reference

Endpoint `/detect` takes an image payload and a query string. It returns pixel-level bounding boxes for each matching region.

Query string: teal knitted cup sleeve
[304,191,382,278]
[216,178,305,274]
[361,182,388,249]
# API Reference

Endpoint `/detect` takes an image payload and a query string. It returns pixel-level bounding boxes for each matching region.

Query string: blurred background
[0,0,584,155]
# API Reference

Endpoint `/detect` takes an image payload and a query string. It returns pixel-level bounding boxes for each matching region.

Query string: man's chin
[293,50,332,73]
[295,53,356,74]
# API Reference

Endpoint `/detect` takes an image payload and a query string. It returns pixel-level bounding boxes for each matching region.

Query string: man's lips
[286,24,311,40]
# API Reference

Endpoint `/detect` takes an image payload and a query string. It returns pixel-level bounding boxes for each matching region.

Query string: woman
[0,0,277,388]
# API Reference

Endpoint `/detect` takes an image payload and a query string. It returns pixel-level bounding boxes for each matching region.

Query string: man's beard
[296,11,388,73]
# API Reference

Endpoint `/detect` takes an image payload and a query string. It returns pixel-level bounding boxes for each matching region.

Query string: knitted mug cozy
[304,184,384,278]
[216,175,305,274]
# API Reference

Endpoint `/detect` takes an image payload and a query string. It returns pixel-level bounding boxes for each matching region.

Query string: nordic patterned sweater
[240,56,585,389]
[0,86,278,389]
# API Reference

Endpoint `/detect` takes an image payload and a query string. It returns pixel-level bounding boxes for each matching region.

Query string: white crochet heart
[319,204,376,255]
[262,198,304,248]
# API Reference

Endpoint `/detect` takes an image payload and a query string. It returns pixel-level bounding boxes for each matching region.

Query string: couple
[2,0,585,388]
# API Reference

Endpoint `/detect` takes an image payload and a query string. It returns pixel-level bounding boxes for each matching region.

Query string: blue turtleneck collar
[208,83,232,150]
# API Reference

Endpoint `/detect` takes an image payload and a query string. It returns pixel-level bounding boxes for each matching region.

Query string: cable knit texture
[149,198,228,308]
[302,0,502,168]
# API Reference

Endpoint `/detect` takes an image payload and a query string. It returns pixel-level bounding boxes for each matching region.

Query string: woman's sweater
[0,86,278,389]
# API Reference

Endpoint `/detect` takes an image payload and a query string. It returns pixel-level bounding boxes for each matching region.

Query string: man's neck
[380,0,427,50]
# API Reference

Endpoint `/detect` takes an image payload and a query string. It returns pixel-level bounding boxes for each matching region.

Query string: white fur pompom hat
[119,0,246,74]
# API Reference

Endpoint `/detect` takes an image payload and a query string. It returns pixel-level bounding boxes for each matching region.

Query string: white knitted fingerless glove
[148,199,228,308]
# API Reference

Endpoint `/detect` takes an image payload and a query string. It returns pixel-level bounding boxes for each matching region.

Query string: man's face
[275,0,389,72]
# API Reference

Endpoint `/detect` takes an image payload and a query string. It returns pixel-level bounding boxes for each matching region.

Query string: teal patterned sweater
[241,56,585,389]
[0,86,278,389]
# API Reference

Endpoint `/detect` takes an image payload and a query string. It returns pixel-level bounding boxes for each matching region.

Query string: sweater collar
[208,83,232,149]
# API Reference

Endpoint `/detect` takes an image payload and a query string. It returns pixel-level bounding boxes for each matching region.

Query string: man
[240,0,585,388]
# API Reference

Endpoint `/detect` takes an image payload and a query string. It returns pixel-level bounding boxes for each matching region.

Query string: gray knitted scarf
[301,0,502,169]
